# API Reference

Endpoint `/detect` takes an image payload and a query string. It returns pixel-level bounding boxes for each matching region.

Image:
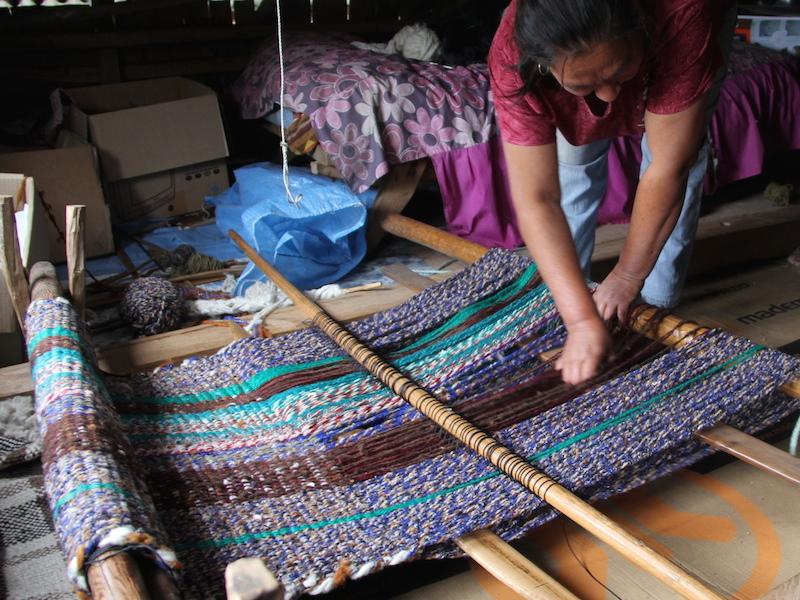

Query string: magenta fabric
[432,136,522,248]
[710,55,800,188]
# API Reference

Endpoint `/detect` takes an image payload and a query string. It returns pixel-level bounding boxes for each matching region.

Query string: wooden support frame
[25,213,800,600]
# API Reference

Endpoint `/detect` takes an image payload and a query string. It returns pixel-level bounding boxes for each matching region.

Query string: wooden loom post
[66,205,86,320]
[28,261,179,600]
[0,196,31,333]
[230,229,725,600]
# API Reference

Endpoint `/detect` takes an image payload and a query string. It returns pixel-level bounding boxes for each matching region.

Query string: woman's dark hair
[515,0,647,93]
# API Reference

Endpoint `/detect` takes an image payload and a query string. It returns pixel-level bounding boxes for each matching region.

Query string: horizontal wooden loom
[2,202,800,600]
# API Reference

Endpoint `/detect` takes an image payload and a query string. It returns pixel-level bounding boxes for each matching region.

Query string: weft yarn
[120,277,184,336]
[25,250,800,599]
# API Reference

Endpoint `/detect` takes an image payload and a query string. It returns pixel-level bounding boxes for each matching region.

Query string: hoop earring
[537,63,550,76]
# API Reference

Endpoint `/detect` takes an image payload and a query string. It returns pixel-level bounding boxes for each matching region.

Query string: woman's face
[549,38,643,102]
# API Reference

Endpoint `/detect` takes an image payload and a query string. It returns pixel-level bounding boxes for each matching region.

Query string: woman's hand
[593,268,644,323]
[555,317,612,385]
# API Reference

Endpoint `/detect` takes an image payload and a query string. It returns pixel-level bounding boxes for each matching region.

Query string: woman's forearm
[615,165,688,280]
[502,141,599,328]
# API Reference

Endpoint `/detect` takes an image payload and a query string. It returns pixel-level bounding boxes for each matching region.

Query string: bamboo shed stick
[230,229,725,600]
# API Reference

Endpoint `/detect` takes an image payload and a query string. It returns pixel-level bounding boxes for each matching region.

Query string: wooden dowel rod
[0,196,31,333]
[230,229,724,600]
[87,552,150,600]
[66,205,86,319]
[456,530,579,600]
[629,306,800,399]
[379,212,488,264]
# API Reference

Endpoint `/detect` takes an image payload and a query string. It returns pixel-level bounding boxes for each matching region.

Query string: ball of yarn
[120,277,184,336]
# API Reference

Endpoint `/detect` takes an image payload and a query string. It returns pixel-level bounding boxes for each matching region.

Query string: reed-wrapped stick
[229,229,724,600]
[28,261,178,600]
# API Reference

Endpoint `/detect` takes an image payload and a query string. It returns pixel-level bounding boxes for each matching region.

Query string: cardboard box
[0,145,114,262]
[105,158,228,220]
[63,77,230,219]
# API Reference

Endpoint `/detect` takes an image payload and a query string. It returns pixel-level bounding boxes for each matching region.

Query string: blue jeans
[557,132,709,307]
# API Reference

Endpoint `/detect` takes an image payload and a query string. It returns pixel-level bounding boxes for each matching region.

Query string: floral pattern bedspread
[233,33,496,193]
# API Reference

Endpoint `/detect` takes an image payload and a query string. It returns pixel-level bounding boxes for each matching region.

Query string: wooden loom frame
[2,207,800,599]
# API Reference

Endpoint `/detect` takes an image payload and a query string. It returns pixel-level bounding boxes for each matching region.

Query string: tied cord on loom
[276,0,303,205]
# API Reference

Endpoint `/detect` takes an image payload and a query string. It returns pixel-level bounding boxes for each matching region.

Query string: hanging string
[275,0,303,205]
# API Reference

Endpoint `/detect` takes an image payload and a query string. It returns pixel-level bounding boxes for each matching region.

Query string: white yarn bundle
[352,23,442,62]
[186,275,347,334]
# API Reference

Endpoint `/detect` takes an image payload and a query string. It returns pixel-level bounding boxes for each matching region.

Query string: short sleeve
[488,4,556,146]
[646,1,722,115]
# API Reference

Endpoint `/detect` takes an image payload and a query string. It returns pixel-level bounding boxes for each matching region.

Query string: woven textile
[26,250,800,598]
[0,396,40,470]
[0,474,72,600]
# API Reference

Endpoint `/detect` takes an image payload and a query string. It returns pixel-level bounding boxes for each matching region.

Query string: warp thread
[120,277,184,336]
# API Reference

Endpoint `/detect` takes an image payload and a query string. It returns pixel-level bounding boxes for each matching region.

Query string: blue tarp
[209,163,377,293]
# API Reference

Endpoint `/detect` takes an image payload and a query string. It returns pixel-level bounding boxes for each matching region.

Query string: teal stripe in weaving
[176,345,762,550]
[123,280,554,434]
[116,264,541,408]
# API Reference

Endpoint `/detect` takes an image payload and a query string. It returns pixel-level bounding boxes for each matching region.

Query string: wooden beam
[29,262,63,303]
[0,362,33,399]
[0,196,31,333]
[66,205,86,320]
[87,552,150,600]
[381,264,437,293]
[457,530,579,600]
[695,425,800,486]
[366,160,430,251]
[379,212,487,264]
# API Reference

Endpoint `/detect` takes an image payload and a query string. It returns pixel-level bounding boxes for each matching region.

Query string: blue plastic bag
[209,163,377,293]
